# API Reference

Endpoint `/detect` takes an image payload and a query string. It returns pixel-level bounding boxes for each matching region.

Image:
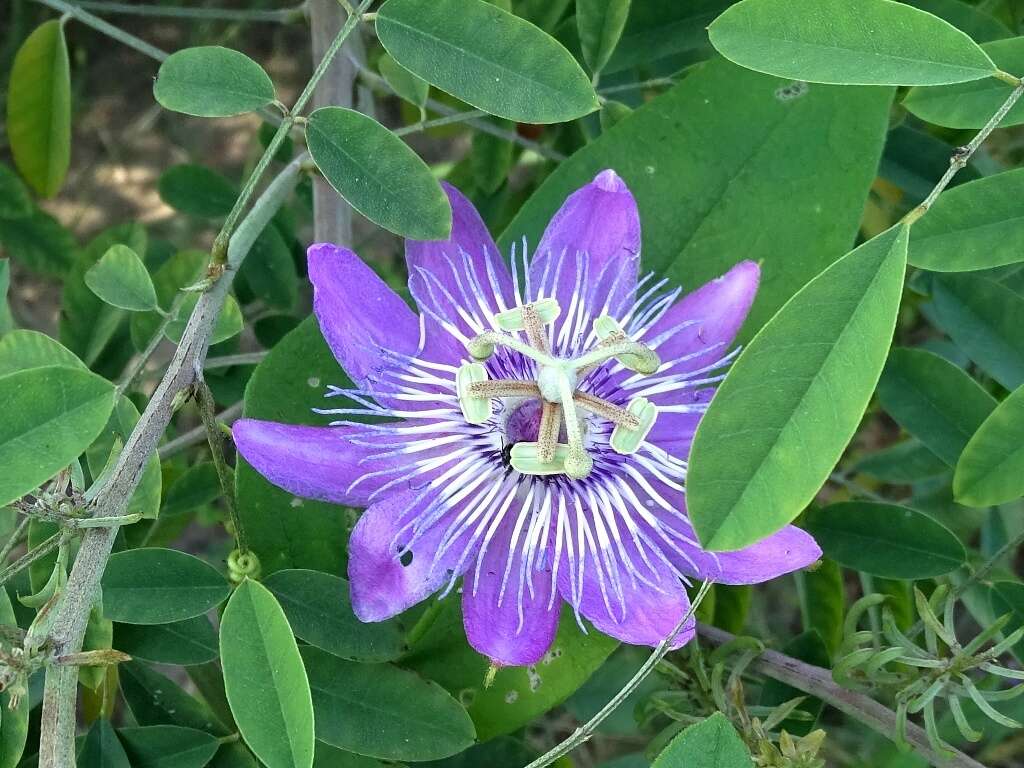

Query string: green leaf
[306,107,451,240]
[905,0,1012,43]
[603,1,732,74]
[162,463,223,517]
[0,365,116,506]
[78,719,131,768]
[991,580,1024,658]
[130,249,205,350]
[652,712,752,767]
[165,292,243,345]
[376,0,599,123]
[877,347,997,466]
[904,37,1024,129]
[154,46,276,117]
[85,245,158,312]
[0,163,33,219]
[102,548,231,624]
[499,58,892,334]
[313,743,392,768]
[377,53,429,110]
[0,207,76,277]
[114,615,219,666]
[708,0,995,86]
[0,259,12,337]
[159,164,238,218]
[688,225,908,551]
[221,579,315,768]
[932,273,1024,390]
[795,558,845,657]
[117,725,220,768]
[302,646,475,761]
[854,440,948,484]
[908,169,1024,272]
[577,0,631,76]
[0,328,84,376]
[263,569,405,662]
[121,660,229,734]
[6,20,71,197]
[0,590,29,768]
[803,502,966,579]
[403,599,617,741]
[470,126,514,196]
[87,395,162,520]
[954,384,1024,506]
[237,224,298,311]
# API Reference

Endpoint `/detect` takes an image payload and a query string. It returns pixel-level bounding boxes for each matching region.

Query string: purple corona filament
[234,170,821,666]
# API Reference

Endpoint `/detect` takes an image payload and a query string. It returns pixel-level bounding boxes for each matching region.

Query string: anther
[495,298,560,331]
[510,442,570,475]
[457,362,492,424]
[609,397,658,455]
[578,315,660,374]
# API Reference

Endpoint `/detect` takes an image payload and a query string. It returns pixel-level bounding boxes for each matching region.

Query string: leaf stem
[195,382,247,553]
[904,80,1024,225]
[0,532,62,589]
[72,0,306,23]
[159,401,244,460]
[204,351,268,370]
[523,581,713,768]
[0,515,31,564]
[33,0,169,61]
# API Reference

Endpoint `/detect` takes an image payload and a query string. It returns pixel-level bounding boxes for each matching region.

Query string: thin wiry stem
[159,401,244,460]
[195,382,247,552]
[0,532,62,589]
[0,515,30,564]
[33,0,168,60]
[523,581,713,768]
[73,0,305,22]
[204,351,268,370]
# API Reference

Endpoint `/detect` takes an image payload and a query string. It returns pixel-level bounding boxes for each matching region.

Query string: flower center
[456,299,661,480]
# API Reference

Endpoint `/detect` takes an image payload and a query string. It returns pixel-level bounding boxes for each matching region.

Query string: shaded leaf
[102,548,231,624]
[121,660,228,734]
[0,207,76,277]
[161,463,222,517]
[78,719,130,768]
[688,225,908,551]
[0,163,33,219]
[795,558,845,656]
[906,0,1012,43]
[237,224,298,311]
[652,712,752,767]
[118,725,220,768]
[159,165,238,218]
[165,292,243,345]
[854,439,948,484]
[114,615,219,666]
[877,347,996,466]
[803,502,966,578]
[759,630,830,735]
[577,0,631,75]
[378,53,428,110]
[709,0,995,85]
[376,0,599,122]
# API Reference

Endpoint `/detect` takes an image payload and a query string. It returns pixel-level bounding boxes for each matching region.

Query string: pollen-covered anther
[456,362,492,424]
[609,397,658,455]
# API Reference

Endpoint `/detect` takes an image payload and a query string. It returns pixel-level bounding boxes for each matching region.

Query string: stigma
[455,299,660,480]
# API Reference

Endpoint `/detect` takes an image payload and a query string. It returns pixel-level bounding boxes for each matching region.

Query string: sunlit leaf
[154,46,276,117]
[709,0,995,86]
[652,712,752,767]
[85,245,158,312]
[376,0,599,122]
[221,579,315,768]
[0,365,116,507]
[955,384,1024,507]
[7,20,71,197]
[306,107,451,240]
[688,226,908,551]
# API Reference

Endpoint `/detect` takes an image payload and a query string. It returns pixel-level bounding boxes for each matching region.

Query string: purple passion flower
[234,170,821,666]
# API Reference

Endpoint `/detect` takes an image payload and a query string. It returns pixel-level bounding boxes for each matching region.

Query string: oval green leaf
[306,107,451,240]
[263,569,405,662]
[877,347,996,466]
[79,719,131,768]
[904,37,1024,129]
[376,0,599,123]
[85,245,158,312]
[114,615,219,666]
[0,207,76,278]
[908,168,1024,272]
[499,57,892,335]
[652,712,752,767]
[221,579,314,768]
[0,365,116,507]
[102,548,231,624]
[117,725,219,768]
[158,164,238,218]
[161,463,222,517]
[154,46,276,117]
[577,0,631,76]
[954,384,1024,507]
[708,0,995,86]
[906,0,1013,43]
[803,502,966,579]
[120,660,228,734]
[932,273,1024,390]
[854,440,948,484]
[378,53,428,110]
[302,646,475,761]
[687,225,908,551]
[7,20,71,197]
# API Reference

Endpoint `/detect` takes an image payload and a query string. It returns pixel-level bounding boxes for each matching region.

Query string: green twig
[0,515,30,564]
[73,0,305,22]
[195,382,247,553]
[117,292,187,394]
[0,532,62,589]
[204,351,268,370]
